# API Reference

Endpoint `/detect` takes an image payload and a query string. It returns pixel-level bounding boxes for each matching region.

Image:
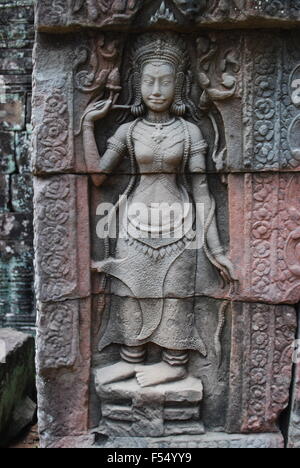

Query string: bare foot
[97,361,136,386]
[135,362,186,388]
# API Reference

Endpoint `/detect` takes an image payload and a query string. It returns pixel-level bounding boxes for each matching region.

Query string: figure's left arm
[189,123,236,282]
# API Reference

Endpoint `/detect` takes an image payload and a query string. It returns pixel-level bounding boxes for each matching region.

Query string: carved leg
[135,349,188,388]
[97,345,145,385]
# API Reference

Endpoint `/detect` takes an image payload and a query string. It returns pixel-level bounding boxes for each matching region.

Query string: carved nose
[152,82,161,96]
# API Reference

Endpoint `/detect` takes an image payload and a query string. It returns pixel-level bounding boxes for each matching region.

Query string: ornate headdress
[133,33,187,72]
[130,33,189,116]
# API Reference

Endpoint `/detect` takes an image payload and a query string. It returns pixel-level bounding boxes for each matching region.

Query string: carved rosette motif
[231,173,300,303]
[34,176,77,302]
[35,76,74,173]
[37,301,79,370]
[243,305,296,432]
[243,34,300,171]
[228,303,296,434]
[245,174,274,298]
[243,35,280,170]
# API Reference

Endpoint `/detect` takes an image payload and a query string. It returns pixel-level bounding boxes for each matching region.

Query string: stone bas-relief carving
[227,303,297,434]
[82,34,235,427]
[33,30,300,176]
[35,0,300,30]
[33,0,300,450]
[229,173,300,304]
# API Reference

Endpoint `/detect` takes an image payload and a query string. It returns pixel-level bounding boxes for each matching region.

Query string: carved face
[141,62,176,113]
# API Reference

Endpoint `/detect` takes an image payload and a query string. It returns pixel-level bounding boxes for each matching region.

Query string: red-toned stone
[229,173,300,304]
[227,302,297,434]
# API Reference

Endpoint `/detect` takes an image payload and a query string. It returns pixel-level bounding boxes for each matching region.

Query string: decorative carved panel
[34,175,90,302]
[33,0,300,449]
[230,173,300,304]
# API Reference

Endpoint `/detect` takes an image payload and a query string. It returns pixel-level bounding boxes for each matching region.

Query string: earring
[131,72,145,116]
[170,72,186,116]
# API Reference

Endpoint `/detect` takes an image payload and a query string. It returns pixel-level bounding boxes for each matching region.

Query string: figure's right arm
[82,99,129,187]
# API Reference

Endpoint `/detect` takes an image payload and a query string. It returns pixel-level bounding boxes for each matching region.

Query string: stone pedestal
[94,374,204,438]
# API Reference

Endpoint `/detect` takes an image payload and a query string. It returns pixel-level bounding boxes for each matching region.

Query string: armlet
[189,140,208,172]
[107,136,127,154]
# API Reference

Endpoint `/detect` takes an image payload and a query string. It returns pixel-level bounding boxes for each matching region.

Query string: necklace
[143,118,176,145]
[143,117,176,126]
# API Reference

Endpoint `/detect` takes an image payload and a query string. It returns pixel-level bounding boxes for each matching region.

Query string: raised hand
[83,98,113,124]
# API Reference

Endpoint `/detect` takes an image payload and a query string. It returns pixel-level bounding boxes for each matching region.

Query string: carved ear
[170,71,186,116]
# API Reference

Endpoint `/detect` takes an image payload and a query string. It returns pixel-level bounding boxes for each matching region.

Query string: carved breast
[132,119,185,173]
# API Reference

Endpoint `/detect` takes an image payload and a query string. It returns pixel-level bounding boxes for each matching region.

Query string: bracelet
[211,247,224,256]
[83,122,94,129]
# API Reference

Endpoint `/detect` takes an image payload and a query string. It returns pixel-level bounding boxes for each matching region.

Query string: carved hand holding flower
[83,98,113,124]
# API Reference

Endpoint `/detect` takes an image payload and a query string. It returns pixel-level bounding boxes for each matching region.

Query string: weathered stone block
[227,302,297,434]
[229,173,300,304]
[36,298,91,443]
[0,93,26,131]
[41,432,284,449]
[34,175,90,302]
[35,0,300,32]
[0,47,33,74]
[0,240,34,329]
[0,174,10,212]
[11,174,33,213]
[0,131,15,173]
[15,131,32,173]
[0,328,35,448]
[0,213,32,242]
[95,375,204,438]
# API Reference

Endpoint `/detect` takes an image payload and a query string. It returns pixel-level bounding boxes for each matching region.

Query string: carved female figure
[83,33,235,388]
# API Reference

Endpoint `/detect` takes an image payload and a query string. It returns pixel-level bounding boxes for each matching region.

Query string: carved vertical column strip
[226,302,249,433]
[243,35,254,169]
[288,309,300,448]
[280,35,295,169]
[244,174,253,294]
[270,174,279,300]
[33,175,90,302]
[274,37,283,168]
[227,303,296,434]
